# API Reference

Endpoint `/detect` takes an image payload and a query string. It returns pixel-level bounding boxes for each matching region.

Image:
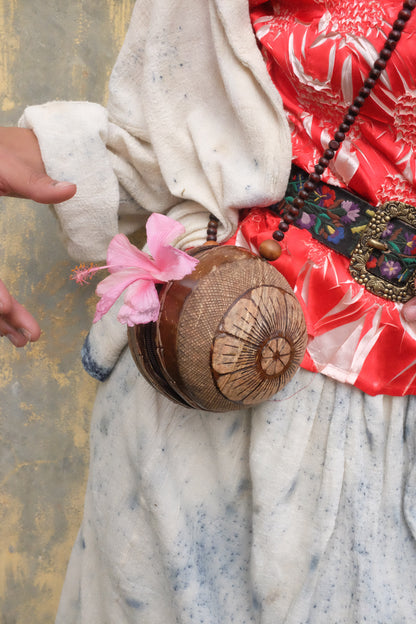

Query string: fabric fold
[21,0,292,261]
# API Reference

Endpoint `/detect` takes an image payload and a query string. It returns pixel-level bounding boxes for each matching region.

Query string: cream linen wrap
[20,0,416,622]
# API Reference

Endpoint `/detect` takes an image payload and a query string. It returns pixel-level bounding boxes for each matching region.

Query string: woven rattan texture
[176,256,305,411]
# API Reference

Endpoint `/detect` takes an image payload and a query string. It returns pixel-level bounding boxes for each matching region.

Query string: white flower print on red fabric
[250,0,416,206]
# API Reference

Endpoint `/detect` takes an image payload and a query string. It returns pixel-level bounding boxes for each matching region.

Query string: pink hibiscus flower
[71,213,199,326]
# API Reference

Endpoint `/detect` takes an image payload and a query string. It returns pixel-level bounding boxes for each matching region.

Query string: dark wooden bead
[388,29,401,42]
[339,122,350,133]
[288,205,300,217]
[314,163,325,175]
[259,239,282,261]
[363,77,376,89]
[344,114,356,126]
[207,213,218,241]
[385,39,398,52]
[349,104,360,116]
[298,189,309,200]
[292,196,305,208]
[380,48,392,61]
[359,86,371,99]
[303,180,316,192]
[328,139,340,151]
[272,229,284,242]
[369,67,381,80]
[318,156,330,168]
[398,8,412,21]
[354,95,366,107]
[283,213,296,224]
[404,0,416,9]
[393,18,406,30]
[374,58,387,71]
[334,131,346,143]
[309,172,321,184]
[278,221,290,233]
[323,148,335,160]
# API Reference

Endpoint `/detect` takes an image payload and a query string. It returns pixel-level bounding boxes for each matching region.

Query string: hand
[402,296,416,324]
[0,127,76,204]
[0,127,76,346]
[0,279,41,347]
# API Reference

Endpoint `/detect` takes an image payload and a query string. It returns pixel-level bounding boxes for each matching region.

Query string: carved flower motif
[211,285,307,405]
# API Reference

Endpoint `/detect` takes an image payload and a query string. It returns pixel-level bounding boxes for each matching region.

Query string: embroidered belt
[270,166,416,302]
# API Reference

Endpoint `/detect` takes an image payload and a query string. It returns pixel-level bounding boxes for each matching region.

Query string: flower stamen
[70,263,104,285]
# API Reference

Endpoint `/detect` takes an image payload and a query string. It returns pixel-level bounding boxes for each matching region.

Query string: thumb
[25,172,77,204]
[0,153,76,204]
[402,296,416,322]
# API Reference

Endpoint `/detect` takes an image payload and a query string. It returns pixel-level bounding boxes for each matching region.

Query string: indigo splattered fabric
[55,347,416,623]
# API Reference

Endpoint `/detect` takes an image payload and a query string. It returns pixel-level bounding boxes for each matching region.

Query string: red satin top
[236,0,416,395]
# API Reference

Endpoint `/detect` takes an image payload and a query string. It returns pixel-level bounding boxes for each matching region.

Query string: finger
[0,280,41,347]
[2,298,42,343]
[402,297,416,322]
[28,175,77,204]
[0,279,13,315]
[0,318,30,348]
[0,148,76,204]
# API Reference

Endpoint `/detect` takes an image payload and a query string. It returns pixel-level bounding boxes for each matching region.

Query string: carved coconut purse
[128,242,307,412]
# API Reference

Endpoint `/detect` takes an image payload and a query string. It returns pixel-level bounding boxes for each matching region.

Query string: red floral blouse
[233,0,416,395]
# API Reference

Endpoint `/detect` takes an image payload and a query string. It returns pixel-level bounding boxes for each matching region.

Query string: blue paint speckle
[125,598,144,610]
[227,419,241,438]
[310,554,320,571]
[238,478,250,494]
[252,593,261,611]
[365,427,374,449]
[128,492,140,511]
[285,478,297,500]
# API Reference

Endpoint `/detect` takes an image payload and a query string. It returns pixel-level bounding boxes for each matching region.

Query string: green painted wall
[0,1,134,621]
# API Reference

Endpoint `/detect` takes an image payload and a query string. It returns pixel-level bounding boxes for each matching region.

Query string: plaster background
[0,1,134,621]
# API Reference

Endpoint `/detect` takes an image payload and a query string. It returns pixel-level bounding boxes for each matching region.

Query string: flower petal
[117,280,160,326]
[151,246,199,281]
[146,213,186,260]
[106,233,157,276]
[94,269,146,322]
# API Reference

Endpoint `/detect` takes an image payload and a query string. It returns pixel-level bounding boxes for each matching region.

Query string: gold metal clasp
[349,201,416,302]
[367,238,389,252]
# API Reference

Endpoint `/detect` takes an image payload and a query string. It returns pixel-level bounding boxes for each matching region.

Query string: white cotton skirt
[56,346,416,624]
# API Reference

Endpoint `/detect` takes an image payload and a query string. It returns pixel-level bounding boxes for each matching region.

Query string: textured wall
[0,1,134,622]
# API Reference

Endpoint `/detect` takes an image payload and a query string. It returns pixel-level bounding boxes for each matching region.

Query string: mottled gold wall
[0,1,134,622]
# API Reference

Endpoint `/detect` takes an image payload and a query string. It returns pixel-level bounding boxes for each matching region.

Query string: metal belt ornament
[272,166,416,303]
